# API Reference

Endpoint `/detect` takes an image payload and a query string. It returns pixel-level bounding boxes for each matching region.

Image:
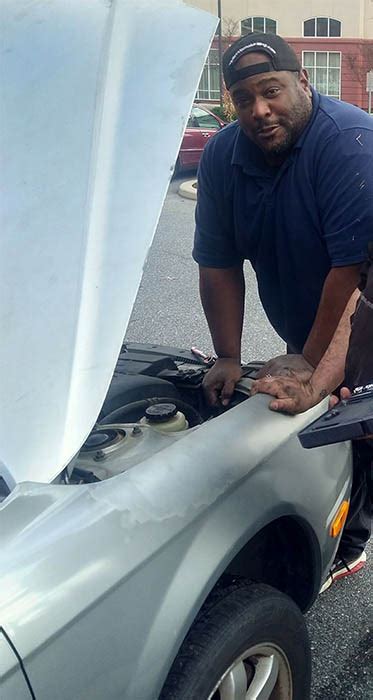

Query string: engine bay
[63,343,263,485]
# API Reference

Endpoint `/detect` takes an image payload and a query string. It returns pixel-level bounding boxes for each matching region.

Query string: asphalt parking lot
[126,176,373,699]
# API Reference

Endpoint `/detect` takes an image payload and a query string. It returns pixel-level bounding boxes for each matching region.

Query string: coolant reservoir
[140,403,188,432]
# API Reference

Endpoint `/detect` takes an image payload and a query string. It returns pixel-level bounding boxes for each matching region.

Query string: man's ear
[299,68,311,95]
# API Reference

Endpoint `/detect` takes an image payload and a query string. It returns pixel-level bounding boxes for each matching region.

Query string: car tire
[159,579,311,700]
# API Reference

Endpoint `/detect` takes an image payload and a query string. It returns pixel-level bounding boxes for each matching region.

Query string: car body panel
[0,0,217,485]
[0,631,33,700]
[0,393,351,699]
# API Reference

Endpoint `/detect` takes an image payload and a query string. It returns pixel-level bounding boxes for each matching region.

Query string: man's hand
[203,358,242,407]
[329,387,373,441]
[250,373,325,414]
[256,354,314,381]
[329,386,352,409]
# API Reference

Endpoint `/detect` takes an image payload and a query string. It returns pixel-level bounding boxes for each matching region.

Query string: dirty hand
[250,374,324,415]
[256,354,314,381]
[202,358,242,407]
[329,386,352,409]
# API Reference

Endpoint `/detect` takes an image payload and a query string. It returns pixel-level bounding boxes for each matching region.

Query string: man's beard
[260,92,312,156]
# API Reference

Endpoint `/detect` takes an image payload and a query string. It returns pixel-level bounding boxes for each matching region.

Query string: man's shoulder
[317,94,373,137]
[202,119,240,165]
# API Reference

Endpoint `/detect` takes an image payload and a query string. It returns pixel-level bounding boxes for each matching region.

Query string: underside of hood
[0,0,217,484]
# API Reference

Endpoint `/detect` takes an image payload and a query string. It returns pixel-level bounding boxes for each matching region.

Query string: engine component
[99,374,179,419]
[145,403,178,421]
[80,428,127,453]
[118,342,210,371]
[99,397,202,427]
[74,422,186,481]
[141,403,189,432]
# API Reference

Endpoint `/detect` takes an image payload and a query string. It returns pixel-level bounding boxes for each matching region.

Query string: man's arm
[199,264,245,406]
[199,264,245,359]
[251,287,360,414]
[302,125,373,368]
[302,265,362,367]
[256,264,362,380]
[302,288,360,399]
[193,135,245,406]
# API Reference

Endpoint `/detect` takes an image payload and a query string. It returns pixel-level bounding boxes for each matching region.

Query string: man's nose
[252,97,271,119]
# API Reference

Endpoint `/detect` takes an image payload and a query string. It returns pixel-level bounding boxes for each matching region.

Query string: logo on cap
[228,42,277,67]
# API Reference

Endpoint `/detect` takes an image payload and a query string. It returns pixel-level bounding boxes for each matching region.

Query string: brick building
[185,0,373,109]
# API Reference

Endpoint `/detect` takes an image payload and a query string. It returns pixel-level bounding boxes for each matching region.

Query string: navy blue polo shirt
[193,90,373,352]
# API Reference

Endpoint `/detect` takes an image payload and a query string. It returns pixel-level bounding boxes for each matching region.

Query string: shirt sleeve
[192,137,243,268]
[316,127,373,267]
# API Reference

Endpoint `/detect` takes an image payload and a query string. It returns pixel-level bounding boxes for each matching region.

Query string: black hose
[99,397,203,427]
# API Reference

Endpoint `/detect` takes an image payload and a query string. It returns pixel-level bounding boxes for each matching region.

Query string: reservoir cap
[145,403,178,422]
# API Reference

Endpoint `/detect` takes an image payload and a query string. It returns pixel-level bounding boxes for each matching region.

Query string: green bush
[210,94,237,122]
[209,99,237,122]
[210,105,226,120]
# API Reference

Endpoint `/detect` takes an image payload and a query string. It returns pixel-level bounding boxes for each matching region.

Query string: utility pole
[217,0,223,107]
[367,70,373,114]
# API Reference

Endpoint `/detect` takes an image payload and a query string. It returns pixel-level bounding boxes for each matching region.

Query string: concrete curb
[178,179,197,201]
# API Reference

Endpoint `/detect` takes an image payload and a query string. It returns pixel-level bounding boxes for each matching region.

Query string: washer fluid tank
[140,403,188,432]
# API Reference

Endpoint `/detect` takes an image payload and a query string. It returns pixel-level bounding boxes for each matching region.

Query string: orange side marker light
[330,500,350,538]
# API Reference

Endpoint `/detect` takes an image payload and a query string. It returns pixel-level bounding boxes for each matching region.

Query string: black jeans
[285,347,372,557]
[340,243,373,558]
[338,440,372,560]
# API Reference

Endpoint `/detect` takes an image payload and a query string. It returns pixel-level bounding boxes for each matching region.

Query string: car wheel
[159,580,311,700]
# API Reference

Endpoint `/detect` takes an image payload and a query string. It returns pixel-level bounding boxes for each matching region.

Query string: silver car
[0,2,351,699]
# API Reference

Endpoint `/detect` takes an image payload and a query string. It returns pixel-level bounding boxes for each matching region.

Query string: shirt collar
[231,127,271,176]
[231,87,320,174]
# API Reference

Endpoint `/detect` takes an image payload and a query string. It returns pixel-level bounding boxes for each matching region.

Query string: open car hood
[1,0,217,485]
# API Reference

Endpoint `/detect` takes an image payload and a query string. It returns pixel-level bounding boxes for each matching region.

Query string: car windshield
[191,107,220,129]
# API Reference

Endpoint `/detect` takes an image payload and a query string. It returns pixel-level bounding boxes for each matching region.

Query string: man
[192,32,373,584]
[251,245,373,591]
[250,246,373,414]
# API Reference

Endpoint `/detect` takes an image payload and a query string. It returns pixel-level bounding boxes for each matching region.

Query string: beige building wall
[186,0,372,38]
[365,0,373,38]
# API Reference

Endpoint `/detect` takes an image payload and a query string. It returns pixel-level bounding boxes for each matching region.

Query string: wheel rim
[207,643,293,700]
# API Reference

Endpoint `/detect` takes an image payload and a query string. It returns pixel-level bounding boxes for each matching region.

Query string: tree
[345,43,373,89]
[222,17,239,40]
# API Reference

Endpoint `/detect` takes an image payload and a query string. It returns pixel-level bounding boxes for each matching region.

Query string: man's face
[230,52,312,160]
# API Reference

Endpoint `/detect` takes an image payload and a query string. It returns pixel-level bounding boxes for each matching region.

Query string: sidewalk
[178,179,197,201]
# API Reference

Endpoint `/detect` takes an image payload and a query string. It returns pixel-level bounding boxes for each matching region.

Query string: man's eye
[266,87,280,97]
[236,97,251,108]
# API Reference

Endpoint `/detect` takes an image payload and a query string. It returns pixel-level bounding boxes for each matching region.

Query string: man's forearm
[199,264,245,360]
[310,288,360,396]
[303,265,361,367]
[250,289,360,414]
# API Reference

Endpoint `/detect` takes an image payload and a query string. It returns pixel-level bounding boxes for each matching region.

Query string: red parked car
[176,104,226,173]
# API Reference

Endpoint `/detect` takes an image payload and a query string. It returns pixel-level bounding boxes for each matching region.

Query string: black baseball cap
[223,33,301,89]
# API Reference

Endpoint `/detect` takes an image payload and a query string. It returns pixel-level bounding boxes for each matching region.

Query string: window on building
[303,51,341,98]
[303,17,341,37]
[241,17,277,35]
[196,48,220,101]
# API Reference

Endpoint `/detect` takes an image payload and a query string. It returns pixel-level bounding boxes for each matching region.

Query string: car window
[191,107,220,129]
